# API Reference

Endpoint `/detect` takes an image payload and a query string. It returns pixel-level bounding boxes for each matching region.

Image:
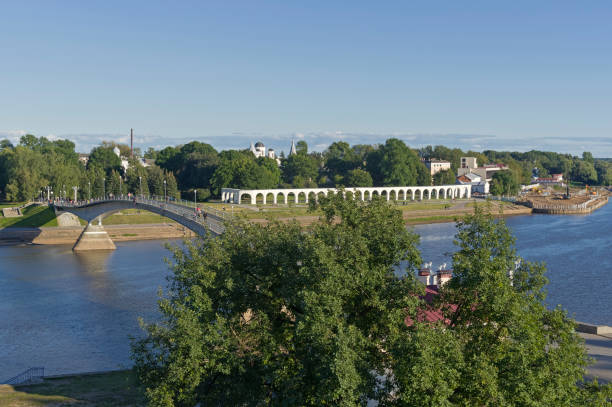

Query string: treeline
[1,134,611,202]
[0,135,179,202]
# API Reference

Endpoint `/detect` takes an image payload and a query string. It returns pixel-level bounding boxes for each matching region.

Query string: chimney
[417,269,431,286]
[130,128,133,157]
[436,267,453,287]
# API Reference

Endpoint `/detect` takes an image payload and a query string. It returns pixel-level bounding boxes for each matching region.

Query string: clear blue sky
[1,1,611,155]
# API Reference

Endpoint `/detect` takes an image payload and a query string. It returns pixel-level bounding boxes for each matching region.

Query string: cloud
[3,130,611,157]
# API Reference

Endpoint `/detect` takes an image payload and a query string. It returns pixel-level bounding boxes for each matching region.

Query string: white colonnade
[221,184,470,205]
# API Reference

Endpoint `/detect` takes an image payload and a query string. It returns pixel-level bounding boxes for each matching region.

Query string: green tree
[132,195,423,405]
[88,146,122,174]
[572,160,598,185]
[281,153,319,187]
[425,206,607,406]
[432,169,456,186]
[296,140,308,155]
[367,138,430,187]
[125,160,150,196]
[344,168,373,187]
[490,170,519,196]
[147,166,166,196]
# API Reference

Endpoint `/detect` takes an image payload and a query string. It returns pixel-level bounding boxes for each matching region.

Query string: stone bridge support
[54,200,218,251]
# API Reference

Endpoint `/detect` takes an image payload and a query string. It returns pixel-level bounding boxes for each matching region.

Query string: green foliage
[88,146,122,174]
[131,202,611,405]
[281,152,319,187]
[432,169,456,186]
[132,195,423,406]
[367,138,430,187]
[490,170,519,196]
[413,205,609,406]
[572,160,598,184]
[345,168,373,187]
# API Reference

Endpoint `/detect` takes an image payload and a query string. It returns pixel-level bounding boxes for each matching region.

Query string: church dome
[255,141,265,148]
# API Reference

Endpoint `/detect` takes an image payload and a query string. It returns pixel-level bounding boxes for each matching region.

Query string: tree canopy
[131,198,611,406]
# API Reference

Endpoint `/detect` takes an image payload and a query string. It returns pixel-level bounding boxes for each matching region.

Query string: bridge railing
[52,196,227,235]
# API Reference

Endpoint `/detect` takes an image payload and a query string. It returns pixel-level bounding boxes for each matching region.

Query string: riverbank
[0,223,194,245]
[2,325,611,407]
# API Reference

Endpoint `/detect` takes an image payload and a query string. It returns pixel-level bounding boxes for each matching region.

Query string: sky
[1,1,611,156]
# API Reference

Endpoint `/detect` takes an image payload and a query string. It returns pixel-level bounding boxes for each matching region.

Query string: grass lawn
[0,202,26,209]
[0,205,58,228]
[103,209,177,225]
[0,370,145,407]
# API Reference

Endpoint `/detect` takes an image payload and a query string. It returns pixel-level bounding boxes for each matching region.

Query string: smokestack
[130,128,133,157]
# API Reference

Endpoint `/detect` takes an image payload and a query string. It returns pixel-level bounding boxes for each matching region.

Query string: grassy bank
[103,209,178,225]
[0,205,58,228]
[0,370,145,407]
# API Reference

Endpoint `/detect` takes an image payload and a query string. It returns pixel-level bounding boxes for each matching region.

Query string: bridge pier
[73,223,116,252]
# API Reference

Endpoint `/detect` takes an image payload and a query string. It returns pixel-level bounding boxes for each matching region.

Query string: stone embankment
[0,223,195,246]
[525,195,609,214]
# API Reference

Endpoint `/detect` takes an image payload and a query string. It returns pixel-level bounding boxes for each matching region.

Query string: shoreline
[0,223,194,246]
[1,198,609,244]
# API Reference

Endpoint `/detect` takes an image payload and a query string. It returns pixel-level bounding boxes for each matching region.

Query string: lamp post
[139,176,142,198]
[62,184,66,201]
[88,181,91,200]
[119,176,122,198]
[103,178,106,199]
[72,186,78,202]
[164,180,167,201]
[194,188,197,207]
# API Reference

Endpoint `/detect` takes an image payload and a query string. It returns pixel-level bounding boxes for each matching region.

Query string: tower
[289,138,297,156]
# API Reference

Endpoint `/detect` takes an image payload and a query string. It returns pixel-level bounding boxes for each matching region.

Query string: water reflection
[0,240,173,379]
[74,250,112,273]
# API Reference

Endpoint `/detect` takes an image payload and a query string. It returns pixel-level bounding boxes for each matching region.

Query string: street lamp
[139,176,142,198]
[194,188,197,207]
[103,178,106,199]
[72,186,78,202]
[62,184,66,200]
[119,176,122,198]
[88,181,91,200]
[163,179,167,201]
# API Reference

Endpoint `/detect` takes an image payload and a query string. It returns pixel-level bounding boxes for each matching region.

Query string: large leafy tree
[432,168,456,186]
[410,206,610,406]
[131,200,611,406]
[132,195,423,405]
[344,168,373,187]
[88,145,122,174]
[367,138,430,187]
[281,152,320,187]
[490,170,519,196]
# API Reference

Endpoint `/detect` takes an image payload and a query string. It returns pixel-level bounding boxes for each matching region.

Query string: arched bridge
[53,197,226,251]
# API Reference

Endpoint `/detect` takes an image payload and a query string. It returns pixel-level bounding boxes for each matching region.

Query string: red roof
[404,286,457,327]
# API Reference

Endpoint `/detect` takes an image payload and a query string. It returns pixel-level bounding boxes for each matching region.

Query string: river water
[1,204,611,379]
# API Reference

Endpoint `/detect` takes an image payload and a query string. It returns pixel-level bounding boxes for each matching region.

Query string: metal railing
[3,367,45,385]
[51,196,227,235]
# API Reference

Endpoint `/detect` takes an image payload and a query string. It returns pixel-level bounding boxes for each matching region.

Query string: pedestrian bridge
[221,184,471,205]
[53,197,226,251]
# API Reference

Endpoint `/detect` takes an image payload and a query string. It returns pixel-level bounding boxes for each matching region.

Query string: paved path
[580,333,612,383]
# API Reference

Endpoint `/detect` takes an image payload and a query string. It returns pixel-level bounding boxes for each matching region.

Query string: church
[249,139,297,164]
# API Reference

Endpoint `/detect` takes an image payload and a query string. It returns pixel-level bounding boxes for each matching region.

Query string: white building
[424,159,452,176]
[456,172,488,194]
[250,141,282,164]
[113,146,130,171]
[457,156,509,182]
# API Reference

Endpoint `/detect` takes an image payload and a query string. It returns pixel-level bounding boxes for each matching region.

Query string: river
[1,204,611,379]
